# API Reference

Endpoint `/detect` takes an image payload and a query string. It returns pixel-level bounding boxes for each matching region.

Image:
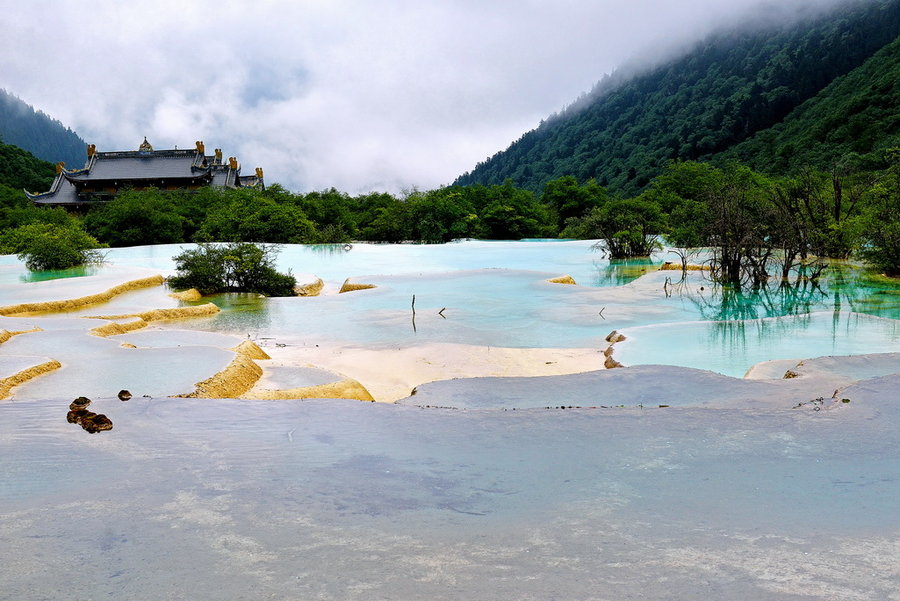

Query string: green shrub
[168,243,297,296]
[0,223,105,271]
[195,193,316,244]
[83,189,184,247]
[566,197,665,258]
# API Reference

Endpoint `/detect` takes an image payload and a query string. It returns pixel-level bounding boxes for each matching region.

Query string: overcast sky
[1,0,850,193]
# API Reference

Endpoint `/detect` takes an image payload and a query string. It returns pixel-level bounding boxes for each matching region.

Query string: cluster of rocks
[66,397,112,433]
[65,390,131,434]
[603,330,627,369]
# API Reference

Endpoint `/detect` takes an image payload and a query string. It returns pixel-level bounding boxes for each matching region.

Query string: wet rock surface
[66,397,113,433]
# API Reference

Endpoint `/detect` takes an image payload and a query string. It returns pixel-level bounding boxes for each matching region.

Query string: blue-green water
[1,242,898,600]
[165,243,898,375]
[2,240,898,376]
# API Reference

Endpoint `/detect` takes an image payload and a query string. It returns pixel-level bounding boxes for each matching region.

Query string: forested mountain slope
[722,34,900,172]
[454,0,900,195]
[0,89,87,169]
[0,141,56,193]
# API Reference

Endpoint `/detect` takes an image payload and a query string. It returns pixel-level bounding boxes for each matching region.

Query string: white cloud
[0,0,850,193]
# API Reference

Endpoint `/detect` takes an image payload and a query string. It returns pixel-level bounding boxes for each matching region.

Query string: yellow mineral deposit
[339,278,377,293]
[230,340,271,360]
[659,262,710,271]
[0,359,62,400]
[0,275,165,316]
[177,340,270,398]
[294,277,325,297]
[243,379,375,402]
[167,288,203,301]
[177,353,263,398]
[547,275,577,285]
[86,303,221,337]
[89,318,148,338]
[0,327,42,344]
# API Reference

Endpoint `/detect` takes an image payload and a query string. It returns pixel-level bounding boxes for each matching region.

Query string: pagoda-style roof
[26,139,264,207]
[27,174,80,206]
[67,150,207,182]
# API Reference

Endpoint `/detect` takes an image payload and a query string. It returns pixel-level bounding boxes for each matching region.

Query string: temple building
[26,138,265,207]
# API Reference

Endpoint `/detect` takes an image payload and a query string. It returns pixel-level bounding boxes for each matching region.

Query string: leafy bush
[83,188,184,247]
[859,149,900,276]
[195,192,316,244]
[565,198,665,258]
[0,223,105,270]
[168,243,297,296]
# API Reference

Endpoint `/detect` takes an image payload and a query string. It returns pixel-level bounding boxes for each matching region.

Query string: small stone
[82,414,113,433]
[118,390,132,402]
[69,396,91,411]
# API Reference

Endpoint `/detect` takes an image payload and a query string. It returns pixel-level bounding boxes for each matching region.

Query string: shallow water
[1,397,897,600]
[1,242,899,599]
[617,311,900,377]
[2,241,898,377]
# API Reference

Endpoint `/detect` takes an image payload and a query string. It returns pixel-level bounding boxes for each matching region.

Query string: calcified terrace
[0,241,898,600]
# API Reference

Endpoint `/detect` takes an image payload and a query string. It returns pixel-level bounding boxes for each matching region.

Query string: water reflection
[19,265,99,283]
[306,243,353,256]
[189,292,274,332]
[592,258,659,286]
[680,262,900,322]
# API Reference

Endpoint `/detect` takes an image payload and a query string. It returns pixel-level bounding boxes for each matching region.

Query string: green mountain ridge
[0,89,88,169]
[723,34,900,172]
[454,0,900,194]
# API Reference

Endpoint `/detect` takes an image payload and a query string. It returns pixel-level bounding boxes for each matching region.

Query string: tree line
[1,149,897,282]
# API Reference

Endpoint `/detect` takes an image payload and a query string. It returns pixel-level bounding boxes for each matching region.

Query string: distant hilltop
[0,89,87,168]
[26,138,265,208]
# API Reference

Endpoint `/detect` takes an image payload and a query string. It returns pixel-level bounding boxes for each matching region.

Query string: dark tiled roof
[28,175,81,205]
[210,166,235,187]
[26,144,264,205]
[69,153,206,181]
[238,175,263,188]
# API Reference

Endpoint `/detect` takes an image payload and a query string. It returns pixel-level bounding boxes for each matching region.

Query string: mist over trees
[454,0,900,196]
[0,89,88,169]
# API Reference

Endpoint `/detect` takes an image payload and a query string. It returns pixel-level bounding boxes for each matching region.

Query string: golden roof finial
[139,137,153,152]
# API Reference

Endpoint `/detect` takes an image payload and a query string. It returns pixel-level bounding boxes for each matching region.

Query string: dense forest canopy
[1,138,897,279]
[723,34,900,172]
[0,89,88,169]
[454,0,900,196]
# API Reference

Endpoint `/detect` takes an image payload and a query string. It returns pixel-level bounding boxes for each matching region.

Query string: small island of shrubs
[168,243,297,297]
